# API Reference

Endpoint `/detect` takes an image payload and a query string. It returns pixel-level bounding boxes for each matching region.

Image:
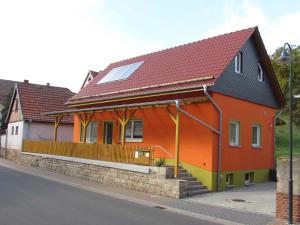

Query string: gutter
[203,85,222,192]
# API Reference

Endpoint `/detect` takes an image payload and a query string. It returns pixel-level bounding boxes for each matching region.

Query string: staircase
[177,167,211,197]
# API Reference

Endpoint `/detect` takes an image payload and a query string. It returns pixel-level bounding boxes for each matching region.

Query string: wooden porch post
[77,112,94,143]
[114,109,136,146]
[166,106,181,178]
[53,115,63,141]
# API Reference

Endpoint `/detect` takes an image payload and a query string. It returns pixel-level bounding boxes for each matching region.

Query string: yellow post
[174,111,180,178]
[114,109,136,146]
[77,112,94,143]
[166,106,180,178]
[53,115,63,141]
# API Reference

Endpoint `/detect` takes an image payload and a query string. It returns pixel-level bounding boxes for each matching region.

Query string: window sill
[226,184,235,189]
[229,144,241,148]
[125,138,143,143]
[252,145,262,149]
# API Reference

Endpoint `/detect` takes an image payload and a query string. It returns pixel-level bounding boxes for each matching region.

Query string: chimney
[46,83,50,86]
[24,79,29,84]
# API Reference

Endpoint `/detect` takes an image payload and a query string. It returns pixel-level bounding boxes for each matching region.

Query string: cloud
[0,0,162,92]
[203,0,300,54]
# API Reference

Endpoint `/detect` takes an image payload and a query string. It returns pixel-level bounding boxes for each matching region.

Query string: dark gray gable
[210,36,280,108]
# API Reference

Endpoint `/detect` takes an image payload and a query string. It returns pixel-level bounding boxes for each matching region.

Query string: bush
[155,158,165,167]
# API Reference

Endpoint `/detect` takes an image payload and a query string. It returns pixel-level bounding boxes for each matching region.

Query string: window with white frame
[229,121,240,146]
[15,126,19,135]
[258,63,264,82]
[245,172,254,185]
[234,52,243,74]
[80,122,98,143]
[125,120,143,142]
[11,126,14,135]
[252,124,262,147]
[226,173,234,187]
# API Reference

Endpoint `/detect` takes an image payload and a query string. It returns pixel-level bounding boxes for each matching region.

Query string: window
[234,52,243,74]
[252,124,262,147]
[97,61,144,84]
[11,126,14,135]
[226,173,234,187]
[245,172,254,185]
[257,63,264,82]
[229,121,240,146]
[125,120,143,142]
[15,126,18,135]
[80,122,98,143]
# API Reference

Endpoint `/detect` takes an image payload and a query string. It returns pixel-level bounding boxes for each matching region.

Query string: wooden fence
[23,140,153,166]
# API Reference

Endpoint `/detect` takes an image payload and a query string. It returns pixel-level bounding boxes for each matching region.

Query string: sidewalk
[0,159,275,225]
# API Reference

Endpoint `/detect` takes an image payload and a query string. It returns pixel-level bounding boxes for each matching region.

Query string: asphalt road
[0,166,220,225]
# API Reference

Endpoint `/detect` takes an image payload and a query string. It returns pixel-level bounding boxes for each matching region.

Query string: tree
[271,45,300,125]
[0,90,13,130]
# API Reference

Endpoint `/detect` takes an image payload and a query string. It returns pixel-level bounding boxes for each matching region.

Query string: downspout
[203,85,222,192]
[175,87,222,191]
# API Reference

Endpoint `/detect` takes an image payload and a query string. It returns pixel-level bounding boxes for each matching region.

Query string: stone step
[185,189,211,197]
[178,168,188,173]
[186,184,207,191]
[180,176,197,181]
[178,172,190,177]
[187,180,202,186]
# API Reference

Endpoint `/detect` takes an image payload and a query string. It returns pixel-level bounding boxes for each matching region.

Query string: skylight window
[97,61,144,84]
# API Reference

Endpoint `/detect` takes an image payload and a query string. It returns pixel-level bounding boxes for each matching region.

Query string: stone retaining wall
[21,153,187,198]
[276,156,300,222]
[0,148,21,162]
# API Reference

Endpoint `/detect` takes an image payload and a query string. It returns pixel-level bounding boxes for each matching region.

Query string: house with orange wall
[47,27,284,191]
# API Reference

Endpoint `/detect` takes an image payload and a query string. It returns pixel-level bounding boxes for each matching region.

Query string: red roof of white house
[68,27,284,106]
[7,82,75,123]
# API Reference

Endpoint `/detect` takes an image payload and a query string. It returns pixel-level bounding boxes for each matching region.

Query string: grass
[275,114,300,158]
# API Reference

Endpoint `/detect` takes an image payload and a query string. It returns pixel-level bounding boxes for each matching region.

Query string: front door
[103,121,113,144]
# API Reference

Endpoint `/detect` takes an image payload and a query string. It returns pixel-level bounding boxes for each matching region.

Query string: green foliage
[0,90,13,130]
[155,158,166,167]
[275,114,300,158]
[271,45,300,125]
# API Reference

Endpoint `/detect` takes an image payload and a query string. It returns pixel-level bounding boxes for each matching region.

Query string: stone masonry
[0,148,21,162]
[276,156,300,222]
[21,153,188,199]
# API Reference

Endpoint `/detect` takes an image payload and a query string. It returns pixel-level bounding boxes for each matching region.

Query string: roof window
[97,61,144,84]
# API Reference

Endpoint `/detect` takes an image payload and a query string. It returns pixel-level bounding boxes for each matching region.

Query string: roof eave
[66,83,214,107]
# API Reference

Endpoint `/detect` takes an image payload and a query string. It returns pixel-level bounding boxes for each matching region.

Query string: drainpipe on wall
[203,85,223,192]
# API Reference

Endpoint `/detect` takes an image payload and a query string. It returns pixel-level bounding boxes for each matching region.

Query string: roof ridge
[17,81,72,91]
[109,26,257,66]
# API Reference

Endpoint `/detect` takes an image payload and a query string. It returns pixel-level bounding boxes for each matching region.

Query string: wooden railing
[23,140,153,166]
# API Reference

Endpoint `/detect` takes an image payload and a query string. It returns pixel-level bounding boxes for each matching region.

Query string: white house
[1,80,75,161]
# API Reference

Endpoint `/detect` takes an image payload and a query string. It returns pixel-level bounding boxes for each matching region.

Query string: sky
[0,0,299,92]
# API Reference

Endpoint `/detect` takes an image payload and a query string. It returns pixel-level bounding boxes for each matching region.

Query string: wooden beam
[53,115,63,141]
[166,107,176,124]
[113,108,137,146]
[77,112,94,143]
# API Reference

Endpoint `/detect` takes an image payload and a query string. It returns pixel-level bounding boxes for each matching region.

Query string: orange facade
[73,92,276,174]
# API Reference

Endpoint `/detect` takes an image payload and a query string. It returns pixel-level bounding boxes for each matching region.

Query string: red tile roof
[16,82,75,123]
[68,27,256,106]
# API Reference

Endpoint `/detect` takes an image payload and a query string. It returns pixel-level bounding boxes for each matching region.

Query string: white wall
[6,121,24,150]
[26,122,73,141]
[0,134,6,148]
